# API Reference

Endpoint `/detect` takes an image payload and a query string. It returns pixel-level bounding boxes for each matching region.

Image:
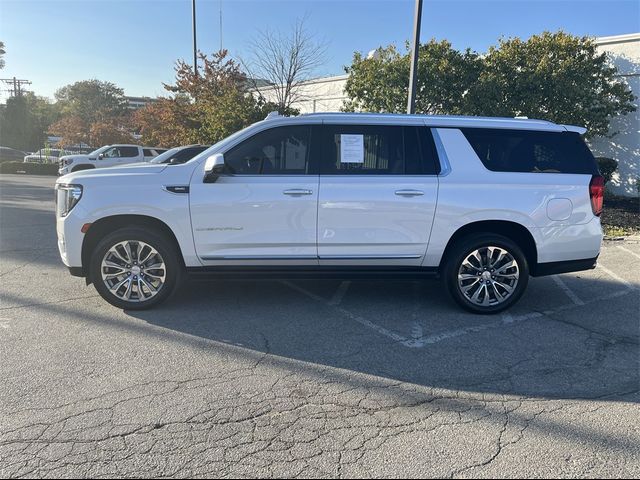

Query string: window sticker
[340,134,364,163]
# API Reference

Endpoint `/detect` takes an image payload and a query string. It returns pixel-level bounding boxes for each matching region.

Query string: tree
[0,93,60,151]
[0,41,5,70]
[343,40,481,114]
[134,51,274,147]
[51,79,132,146]
[465,31,636,138]
[244,18,327,113]
[55,79,128,123]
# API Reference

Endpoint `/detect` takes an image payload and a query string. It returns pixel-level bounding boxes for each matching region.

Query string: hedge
[0,162,59,175]
[596,157,618,184]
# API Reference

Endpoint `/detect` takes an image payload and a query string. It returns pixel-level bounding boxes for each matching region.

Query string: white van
[55,113,604,313]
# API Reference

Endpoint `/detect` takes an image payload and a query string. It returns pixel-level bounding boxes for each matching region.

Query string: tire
[89,227,183,310]
[443,233,529,314]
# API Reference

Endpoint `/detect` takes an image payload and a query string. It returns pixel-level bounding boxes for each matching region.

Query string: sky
[0,0,638,102]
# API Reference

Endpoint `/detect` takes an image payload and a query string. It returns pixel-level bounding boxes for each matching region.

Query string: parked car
[58,145,167,175]
[149,145,210,164]
[55,113,604,313]
[24,148,66,163]
[0,146,27,163]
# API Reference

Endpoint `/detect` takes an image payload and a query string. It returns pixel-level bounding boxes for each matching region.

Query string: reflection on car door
[190,124,320,264]
[317,124,439,266]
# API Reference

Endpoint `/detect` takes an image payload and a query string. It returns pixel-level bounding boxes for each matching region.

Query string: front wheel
[89,227,183,310]
[443,233,529,314]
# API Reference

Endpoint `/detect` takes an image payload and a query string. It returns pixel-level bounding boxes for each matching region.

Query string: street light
[192,0,198,76]
[407,0,423,114]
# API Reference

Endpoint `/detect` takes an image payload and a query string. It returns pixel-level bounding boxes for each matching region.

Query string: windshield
[185,122,261,165]
[149,147,181,164]
[87,145,111,156]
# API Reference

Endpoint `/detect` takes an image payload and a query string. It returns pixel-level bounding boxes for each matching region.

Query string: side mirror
[204,153,225,183]
[98,153,104,160]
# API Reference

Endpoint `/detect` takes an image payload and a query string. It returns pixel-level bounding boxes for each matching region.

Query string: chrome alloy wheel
[457,246,520,307]
[100,240,166,302]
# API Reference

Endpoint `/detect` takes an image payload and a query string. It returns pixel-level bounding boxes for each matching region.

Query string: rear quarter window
[461,128,598,175]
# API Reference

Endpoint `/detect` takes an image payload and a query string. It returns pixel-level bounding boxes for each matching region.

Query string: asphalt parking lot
[0,174,638,478]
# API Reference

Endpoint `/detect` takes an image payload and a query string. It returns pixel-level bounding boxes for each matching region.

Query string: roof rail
[265,111,281,120]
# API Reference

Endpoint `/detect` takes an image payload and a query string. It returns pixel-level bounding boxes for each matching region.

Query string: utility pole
[192,0,198,76]
[407,0,423,114]
[0,77,31,97]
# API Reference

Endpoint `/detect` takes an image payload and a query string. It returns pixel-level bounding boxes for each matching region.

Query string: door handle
[395,189,424,197]
[283,189,313,196]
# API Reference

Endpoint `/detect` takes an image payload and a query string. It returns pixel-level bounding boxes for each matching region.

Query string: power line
[0,77,32,97]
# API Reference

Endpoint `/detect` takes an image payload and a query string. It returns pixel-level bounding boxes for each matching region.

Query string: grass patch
[0,162,58,176]
[602,194,639,237]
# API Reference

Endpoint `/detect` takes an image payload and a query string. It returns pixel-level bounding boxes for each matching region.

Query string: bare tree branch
[244,17,328,113]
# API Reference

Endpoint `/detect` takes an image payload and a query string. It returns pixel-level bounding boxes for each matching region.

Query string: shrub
[0,162,59,175]
[596,157,618,184]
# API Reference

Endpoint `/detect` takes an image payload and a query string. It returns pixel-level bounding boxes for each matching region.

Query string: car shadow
[127,273,639,402]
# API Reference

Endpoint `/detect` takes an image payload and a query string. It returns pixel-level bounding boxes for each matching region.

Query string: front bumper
[56,210,85,269]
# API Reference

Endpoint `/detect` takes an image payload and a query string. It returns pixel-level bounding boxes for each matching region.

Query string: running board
[186,265,440,280]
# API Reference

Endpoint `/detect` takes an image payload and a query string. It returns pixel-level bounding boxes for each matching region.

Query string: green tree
[51,79,130,146]
[54,79,127,124]
[135,51,277,147]
[343,40,482,114]
[466,31,636,137]
[0,93,60,151]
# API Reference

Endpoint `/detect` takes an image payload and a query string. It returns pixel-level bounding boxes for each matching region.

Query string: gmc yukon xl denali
[55,113,604,313]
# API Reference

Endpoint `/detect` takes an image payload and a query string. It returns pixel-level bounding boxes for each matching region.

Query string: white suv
[55,113,604,313]
[58,145,167,175]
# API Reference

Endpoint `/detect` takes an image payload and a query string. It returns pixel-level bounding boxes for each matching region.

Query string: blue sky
[0,0,638,102]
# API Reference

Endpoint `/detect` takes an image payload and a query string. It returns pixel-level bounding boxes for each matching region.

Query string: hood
[58,163,168,183]
[60,154,92,161]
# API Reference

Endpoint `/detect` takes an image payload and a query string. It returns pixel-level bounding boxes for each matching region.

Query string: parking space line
[598,264,637,290]
[329,281,351,306]
[617,245,640,261]
[281,280,409,344]
[411,322,423,340]
[552,275,585,305]
[282,260,637,349]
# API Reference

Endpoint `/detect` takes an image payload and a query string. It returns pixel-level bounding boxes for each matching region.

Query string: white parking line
[617,245,640,261]
[281,280,410,344]
[598,264,636,290]
[411,322,423,340]
[552,275,585,305]
[282,259,637,349]
[329,281,351,306]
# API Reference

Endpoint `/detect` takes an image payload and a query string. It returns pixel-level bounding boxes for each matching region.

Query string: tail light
[589,175,604,216]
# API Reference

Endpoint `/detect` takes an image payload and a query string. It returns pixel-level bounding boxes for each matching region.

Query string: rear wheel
[443,233,529,314]
[89,227,182,310]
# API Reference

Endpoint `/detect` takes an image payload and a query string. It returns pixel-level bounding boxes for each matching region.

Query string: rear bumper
[531,256,598,277]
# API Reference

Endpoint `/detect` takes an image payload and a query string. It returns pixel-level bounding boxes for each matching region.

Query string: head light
[55,184,83,217]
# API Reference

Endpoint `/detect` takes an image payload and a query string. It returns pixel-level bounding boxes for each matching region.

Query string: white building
[589,33,639,197]
[256,75,348,114]
[258,33,639,196]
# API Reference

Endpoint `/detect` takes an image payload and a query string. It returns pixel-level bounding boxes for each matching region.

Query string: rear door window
[119,146,139,158]
[320,125,439,175]
[461,128,598,174]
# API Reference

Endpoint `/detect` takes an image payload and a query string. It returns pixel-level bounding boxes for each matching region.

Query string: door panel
[317,176,438,264]
[190,123,320,264]
[317,124,439,265]
[190,176,319,262]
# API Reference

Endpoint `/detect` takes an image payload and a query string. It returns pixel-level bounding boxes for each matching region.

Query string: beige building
[259,33,639,196]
